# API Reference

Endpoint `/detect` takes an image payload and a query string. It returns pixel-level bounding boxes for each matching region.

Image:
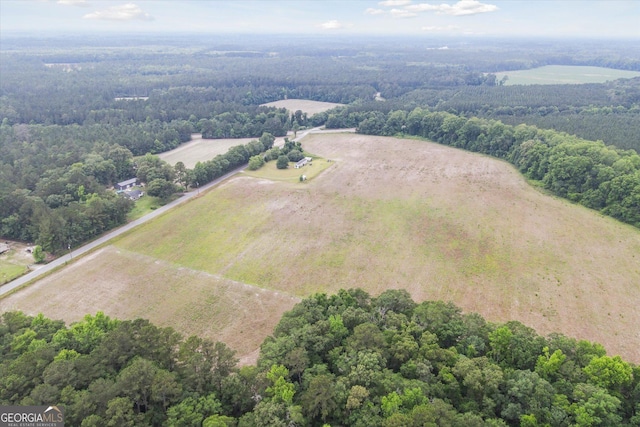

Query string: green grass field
[0,246,31,285]
[243,156,333,183]
[126,194,163,221]
[0,263,28,285]
[495,65,640,85]
[3,133,639,364]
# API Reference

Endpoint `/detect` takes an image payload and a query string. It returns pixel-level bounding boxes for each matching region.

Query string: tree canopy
[1,290,638,426]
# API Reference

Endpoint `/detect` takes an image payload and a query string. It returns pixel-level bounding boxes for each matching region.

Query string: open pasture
[261,99,343,115]
[158,135,257,168]
[495,65,640,85]
[3,133,639,363]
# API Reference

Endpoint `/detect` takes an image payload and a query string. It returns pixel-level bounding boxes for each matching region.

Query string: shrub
[32,245,45,263]
[276,155,289,169]
[248,155,265,171]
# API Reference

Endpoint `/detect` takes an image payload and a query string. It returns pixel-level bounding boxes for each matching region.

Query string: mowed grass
[243,156,333,183]
[126,194,163,221]
[495,65,640,85]
[1,263,28,285]
[3,133,640,363]
[159,136,256,168]
[0,244,33,285]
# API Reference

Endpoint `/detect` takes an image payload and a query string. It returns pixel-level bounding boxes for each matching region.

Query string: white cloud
[402,1,498,16]
[365,8,386,15]
[57,0,89,6]
[378,0,412,6]
[390,8,417,18]
[83,3,153,21]
[422,25,460,31]
[405,4,440,12]
[319,20,344,30]
[436,0,498,16]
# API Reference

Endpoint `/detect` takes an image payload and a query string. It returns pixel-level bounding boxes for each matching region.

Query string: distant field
[158,135,256,168]
[159,99,343,168]
[261,99,343,115]
[495,65,640,85]
[3,134,639,363]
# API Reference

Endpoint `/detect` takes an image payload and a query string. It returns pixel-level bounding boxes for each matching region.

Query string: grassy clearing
[0,243,34,285]
[495,65,640,85]
[243,156,333,183]
[126,194,163,221]
[260,99,343,115]
[0,246,299,365]
[159,136,256,168]
[4,133,640,363]
[0,263,28,285]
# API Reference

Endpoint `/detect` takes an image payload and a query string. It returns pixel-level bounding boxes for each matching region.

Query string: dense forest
[1,34,640,252]
[1,290,638,426]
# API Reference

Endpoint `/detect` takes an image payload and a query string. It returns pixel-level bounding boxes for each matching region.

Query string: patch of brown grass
[260,99,343,116]
[0,246,299,365]
[158,135,256,168]
[3,133,639,363]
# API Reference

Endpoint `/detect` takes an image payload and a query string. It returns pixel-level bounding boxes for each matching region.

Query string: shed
[124,189,144,200]
[116,178,138,191]
[294,157,313,169]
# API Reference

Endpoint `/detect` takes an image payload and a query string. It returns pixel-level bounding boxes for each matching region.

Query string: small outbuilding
[116,178,139,191]
[124,189,144,200]
[294,157,313,169]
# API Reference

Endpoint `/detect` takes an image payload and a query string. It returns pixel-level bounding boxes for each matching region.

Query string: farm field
[495,65,640,85]
[158,135,256,168]
[159,98,345,168]
[261,99,343,115]
[2,133,639,364]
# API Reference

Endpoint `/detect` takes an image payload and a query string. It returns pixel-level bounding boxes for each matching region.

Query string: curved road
[0,126,336,297]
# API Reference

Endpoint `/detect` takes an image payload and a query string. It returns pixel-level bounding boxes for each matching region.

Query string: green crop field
[3,133,639,364]
[495,65,640,85]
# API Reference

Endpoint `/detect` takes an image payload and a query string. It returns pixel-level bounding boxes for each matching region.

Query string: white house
[294,157,313,169]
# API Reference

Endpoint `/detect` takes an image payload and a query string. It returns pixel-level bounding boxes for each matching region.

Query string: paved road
[0,126,337,297]
[0,165,245,296]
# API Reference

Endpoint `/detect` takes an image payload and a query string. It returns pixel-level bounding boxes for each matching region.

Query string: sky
[1,0,639,39]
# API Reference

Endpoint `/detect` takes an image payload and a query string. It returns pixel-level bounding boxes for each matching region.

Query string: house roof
[117,178,138,187]
[124,190,143,199]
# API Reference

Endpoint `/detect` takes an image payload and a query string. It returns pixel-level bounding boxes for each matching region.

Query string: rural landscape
[2,1,640,425]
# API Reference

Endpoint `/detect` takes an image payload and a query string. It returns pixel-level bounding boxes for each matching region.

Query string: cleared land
[261,99,343,115]
[158,135,256,168]
[160,100,343,168]
[243,156,333,183]
[495,65,640,85]
[2,133,639,363]
[0,242,35,285]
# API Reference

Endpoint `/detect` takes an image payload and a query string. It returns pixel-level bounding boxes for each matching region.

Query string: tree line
[322,107,640,228]
[0,126,277,253]
[398,77,640,152]
[1,289,638,426]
